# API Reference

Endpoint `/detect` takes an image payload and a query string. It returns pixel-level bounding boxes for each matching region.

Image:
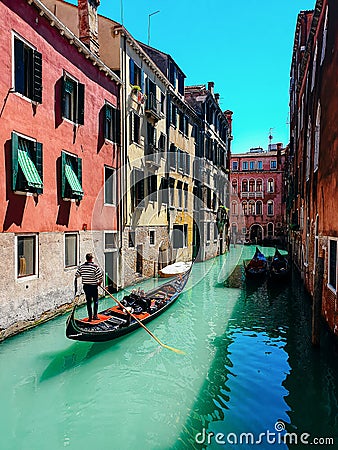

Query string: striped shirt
[75,262,103,285]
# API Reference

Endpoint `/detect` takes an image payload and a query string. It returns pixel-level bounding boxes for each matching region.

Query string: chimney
[224,110,233,136]
[78,0,100,56]
[207,81,214,95]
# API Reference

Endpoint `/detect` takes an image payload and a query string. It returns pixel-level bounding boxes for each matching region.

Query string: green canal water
[0,246,337,449]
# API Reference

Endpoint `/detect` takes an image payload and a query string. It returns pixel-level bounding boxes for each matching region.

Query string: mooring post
[312,255,324,347]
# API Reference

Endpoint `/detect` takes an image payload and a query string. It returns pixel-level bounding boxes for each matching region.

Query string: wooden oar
[100,285,185,355]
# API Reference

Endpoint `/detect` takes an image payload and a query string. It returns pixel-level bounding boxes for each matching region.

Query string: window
[242,161,248,170]
[206,187,212,209]
[256,200,262,215]
[270,160,277,169]
[256,179,262,192]
[147,174,157,202]
[160,92,165,114]
[177,180,183,209]
[249,161,255,170]
[158,133,166,152]
[314,102,321,172]
[131,169,145,209]
[104,103,120,144]
[232,180,238,194]
[169,144,177,170]
[169,178,175,206]
[171,104,177,127]
[185,153,190,175]
[169,62,177,88]
[248,201,255,215]
[17,235,37,278]
[105,232,118,250]
[129,59,143,89]
[61,74,84,125]
[311,42,318,92]
[320,6,328,66]
[172,224,188,248]
[232,161,238,171]
[177,72,184,95]
[328,238,337,292]
[184,183,188,210]
[61,151,83,200]
[206,222,211,242]
[159,177,169,204]
[313,215,319,275]
[242,179,248,192]
[231,201,238,215]
[128,231,135,248]
[306,116,312,181]
[149,230,155,246]
[267,200,274,216]
[242,201,248,215]
[130,112,141,144]
[267,178,274,193]
[267,223,274,237]
[13,35,42,103]
[184,115,189,136]
[257,161,263,170]
[11,132,43,194]
[104,167,116,205]
[179,110,185,133]
[65,233,78,267]
[249,179,255,192]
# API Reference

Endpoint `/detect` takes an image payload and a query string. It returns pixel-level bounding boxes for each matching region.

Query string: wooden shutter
[129,58,134,85]
[34,141,43,194]
[11,132,19,191]
[61,151,67,198]
[77,157,83,199]
[14,39,25,95]
[33,50,43,103]
[77,82,85,125]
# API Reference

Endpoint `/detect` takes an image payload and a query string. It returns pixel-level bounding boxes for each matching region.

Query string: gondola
[269,248,290,280]
[66,266,191,342]
[244,247,267,278]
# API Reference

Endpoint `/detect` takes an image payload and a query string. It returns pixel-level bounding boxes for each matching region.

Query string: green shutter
[77,157,83,199]
[103,103,109,140]
[33,50,42,103]
[34,141,43,194]
[64,162,83,197]
[11,132,19,191]
[17,149,43,189]
[61,151,67,198]
[77,83,85,125]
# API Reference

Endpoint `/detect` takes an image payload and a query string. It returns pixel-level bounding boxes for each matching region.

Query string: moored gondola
[66,266,191,342]
[244,247,267,278]
[269,248,290,280]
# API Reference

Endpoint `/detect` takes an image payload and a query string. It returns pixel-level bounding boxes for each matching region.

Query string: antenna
[148,10,160,46]
[120,0,124,25]
[268,128,274,147]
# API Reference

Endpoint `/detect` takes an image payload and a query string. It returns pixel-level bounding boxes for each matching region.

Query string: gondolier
[75,253,103,322]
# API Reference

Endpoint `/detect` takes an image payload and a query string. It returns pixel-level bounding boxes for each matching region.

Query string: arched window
[248,200,255,215]
[267,200,274,216]
[242,179,248,192]
[232,180,238,194]
[267,222,274,236]
[320,6,328,65]
[249,179,255,192]
[267,178,274,193]
[231,201,238,215]
[256,179,263,192]
[256,200,262,215]
[242,201,248,215]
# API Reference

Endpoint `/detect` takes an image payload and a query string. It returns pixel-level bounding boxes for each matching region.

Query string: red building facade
[287,0,338,338]
[0,0,121,339]
[230,145,286,245]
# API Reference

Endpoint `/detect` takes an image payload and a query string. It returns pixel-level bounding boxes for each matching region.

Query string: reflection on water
[0,246,337,450]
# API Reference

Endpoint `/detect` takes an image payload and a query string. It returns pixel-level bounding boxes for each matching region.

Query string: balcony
[240,191,264,199]
[145,92,162,121]
[145,144,161,169]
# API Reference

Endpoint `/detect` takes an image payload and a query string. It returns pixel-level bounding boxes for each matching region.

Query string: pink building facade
[230,145,286,245]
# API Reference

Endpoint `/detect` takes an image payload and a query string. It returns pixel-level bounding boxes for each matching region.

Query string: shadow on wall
[55,156,71,226]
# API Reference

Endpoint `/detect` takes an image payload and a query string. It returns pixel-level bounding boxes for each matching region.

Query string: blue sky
[68,0,315,153]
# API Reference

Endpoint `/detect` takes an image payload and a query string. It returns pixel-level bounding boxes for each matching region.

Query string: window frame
[61,72,85,125]
[270,160,277,170]
[267,200,274,216]
[104,102,120,144]
[328,237,338,294]
[64,232,79,268]
[61,150,83,201]
[104,166,117,206]
[15,234,38,281]
[149,229,155,246]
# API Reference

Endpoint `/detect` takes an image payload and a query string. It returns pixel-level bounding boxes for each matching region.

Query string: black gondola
[269,248,290,279]
[244,247,267,278]
[66,266,191,342]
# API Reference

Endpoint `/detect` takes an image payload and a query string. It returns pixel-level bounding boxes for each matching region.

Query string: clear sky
[68,0,315,153]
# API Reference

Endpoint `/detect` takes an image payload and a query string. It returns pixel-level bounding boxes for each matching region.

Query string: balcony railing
[145,92,162,120]
[240,191,264,199]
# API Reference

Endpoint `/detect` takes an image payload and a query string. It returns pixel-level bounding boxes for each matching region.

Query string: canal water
[0,246,337,450]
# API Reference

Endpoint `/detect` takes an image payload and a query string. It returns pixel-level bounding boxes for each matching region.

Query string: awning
[18,149,43,188]
[65,163,83,195]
